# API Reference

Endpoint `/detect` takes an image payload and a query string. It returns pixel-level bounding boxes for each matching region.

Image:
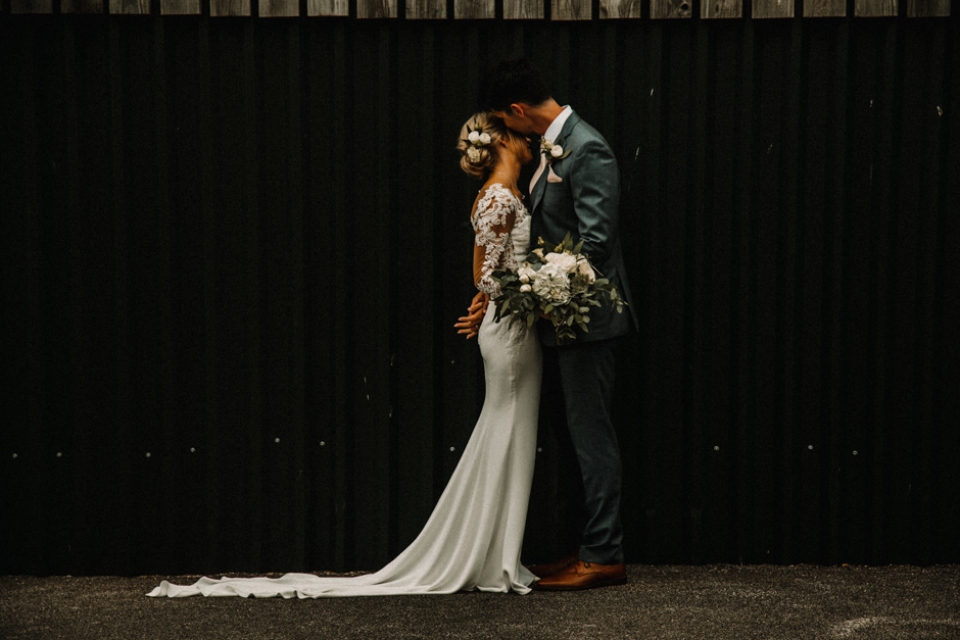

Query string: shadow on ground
[2,565,958,639]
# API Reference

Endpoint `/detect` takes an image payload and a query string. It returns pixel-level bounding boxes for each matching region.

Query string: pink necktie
[529,151,547,193]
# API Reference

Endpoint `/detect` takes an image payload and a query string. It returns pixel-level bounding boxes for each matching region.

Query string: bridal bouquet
[491,234,624,344]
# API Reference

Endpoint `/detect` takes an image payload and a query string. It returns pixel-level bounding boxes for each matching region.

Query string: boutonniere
[540,137,571,164]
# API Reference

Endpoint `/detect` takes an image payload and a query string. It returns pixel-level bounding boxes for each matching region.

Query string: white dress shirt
[530,106,573,192]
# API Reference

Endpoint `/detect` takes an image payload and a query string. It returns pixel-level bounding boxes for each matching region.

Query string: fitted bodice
[472,183,530,297]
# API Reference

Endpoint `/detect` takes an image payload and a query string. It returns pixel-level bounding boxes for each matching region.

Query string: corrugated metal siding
[0,15,957,575]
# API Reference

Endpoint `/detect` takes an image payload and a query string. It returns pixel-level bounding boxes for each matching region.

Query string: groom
[476,59,638,590]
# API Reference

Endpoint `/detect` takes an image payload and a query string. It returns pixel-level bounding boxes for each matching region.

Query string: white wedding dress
[148,184,542,598]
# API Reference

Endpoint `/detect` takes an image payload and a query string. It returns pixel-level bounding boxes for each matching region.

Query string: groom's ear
[509,103,526,118]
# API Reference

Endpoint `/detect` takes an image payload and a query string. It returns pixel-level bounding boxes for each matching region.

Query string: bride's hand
[455,292,489,339]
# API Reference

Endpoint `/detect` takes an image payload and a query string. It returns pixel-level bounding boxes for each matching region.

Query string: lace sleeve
[472,186,517,297]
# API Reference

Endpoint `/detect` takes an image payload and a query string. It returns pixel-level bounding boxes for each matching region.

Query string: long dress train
[148,184,541,598]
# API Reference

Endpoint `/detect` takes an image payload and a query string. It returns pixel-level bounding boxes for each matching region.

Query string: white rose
[545,251,578,273]
[468,131,480,143]
[518,263,537,283]
[520,284,532,293]
[577,258,596,283]
[479,133,491,145]
[532,263,572,305]
[550,145,564,158]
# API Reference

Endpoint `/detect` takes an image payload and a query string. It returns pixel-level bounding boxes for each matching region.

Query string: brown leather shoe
[526,550,580,579]
[533,560,628,591]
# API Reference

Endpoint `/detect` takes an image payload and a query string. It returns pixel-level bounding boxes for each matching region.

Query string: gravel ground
[1,565,958,640]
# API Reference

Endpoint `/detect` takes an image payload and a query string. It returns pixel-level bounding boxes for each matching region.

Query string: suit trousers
[552,337,624,565]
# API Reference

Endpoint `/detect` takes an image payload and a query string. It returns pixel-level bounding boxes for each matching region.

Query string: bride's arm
[471,188,517,296]
[455,188,516,339]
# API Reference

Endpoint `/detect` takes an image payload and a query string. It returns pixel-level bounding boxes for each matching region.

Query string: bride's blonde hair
[457,112,515,179]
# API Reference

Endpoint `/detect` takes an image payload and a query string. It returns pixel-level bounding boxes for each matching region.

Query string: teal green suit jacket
[530,110,638,345]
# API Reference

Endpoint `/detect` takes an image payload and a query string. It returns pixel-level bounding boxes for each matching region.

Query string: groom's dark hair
[478,58,553,112]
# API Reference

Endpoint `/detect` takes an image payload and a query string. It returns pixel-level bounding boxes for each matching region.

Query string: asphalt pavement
[2,564,958,639]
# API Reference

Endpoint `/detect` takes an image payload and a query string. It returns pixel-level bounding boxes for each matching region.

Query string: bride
[148,113,541,598]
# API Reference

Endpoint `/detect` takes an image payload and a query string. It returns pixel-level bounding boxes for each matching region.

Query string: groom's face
[493,105,536,136]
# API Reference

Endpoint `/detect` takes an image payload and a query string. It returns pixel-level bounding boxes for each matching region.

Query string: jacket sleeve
[566,136,620,267]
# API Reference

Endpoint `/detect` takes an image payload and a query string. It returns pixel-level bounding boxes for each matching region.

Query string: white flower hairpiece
[468,130,492,146]
[463,123,492,164]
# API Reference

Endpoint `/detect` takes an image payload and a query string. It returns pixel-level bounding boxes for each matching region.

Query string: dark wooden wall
[1,9,957,576]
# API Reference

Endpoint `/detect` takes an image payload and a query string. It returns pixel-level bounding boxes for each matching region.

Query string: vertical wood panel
[553,0,591,19]
[907,0,949,17]
[805,20,849,565]
[104,19,136,572]
[856,0,897,16]
[650,0,690,18]
[61,0,104,11]
[784,21,809,563]
[804,0,845,17]
[308,0,348,14]
[259,0,299,15]
[394,27,440,550]
[896,21,942,563]
[706,25,739,563]
[160,0,199,13]
[251,22,307,570]
[2,23,44,576]
[938,19,960,565]
[109,0,150,12]
[240,19,264,571]
[633,22,668,561]
[211,0,250,16]
[455,0,494,19]
[730,18,759,561]
[61,21,93,575]
[348,24,396,569]
[753,0,793,18]
[10,0,53,11]
[841,24,875,562]
[358,0,396,18]
[407,0,445,19]
[685,21,711,562]
[157,18,205,573]
[701,0,740,18]
[148,17,179,570]
[194,17,223,573]
[650,21,692,562]
[504,0,542,18]
[301,22,351,570]
[600,0,640,18]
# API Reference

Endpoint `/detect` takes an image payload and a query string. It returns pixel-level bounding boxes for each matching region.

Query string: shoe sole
[532,575,628,592]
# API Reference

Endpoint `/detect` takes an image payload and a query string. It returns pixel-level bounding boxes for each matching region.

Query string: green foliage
[490,234,626,345]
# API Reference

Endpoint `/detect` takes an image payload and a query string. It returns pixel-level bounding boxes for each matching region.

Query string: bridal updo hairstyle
[457,112,521,179]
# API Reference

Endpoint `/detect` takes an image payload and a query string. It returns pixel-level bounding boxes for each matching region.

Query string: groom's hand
[455,291,489,339]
